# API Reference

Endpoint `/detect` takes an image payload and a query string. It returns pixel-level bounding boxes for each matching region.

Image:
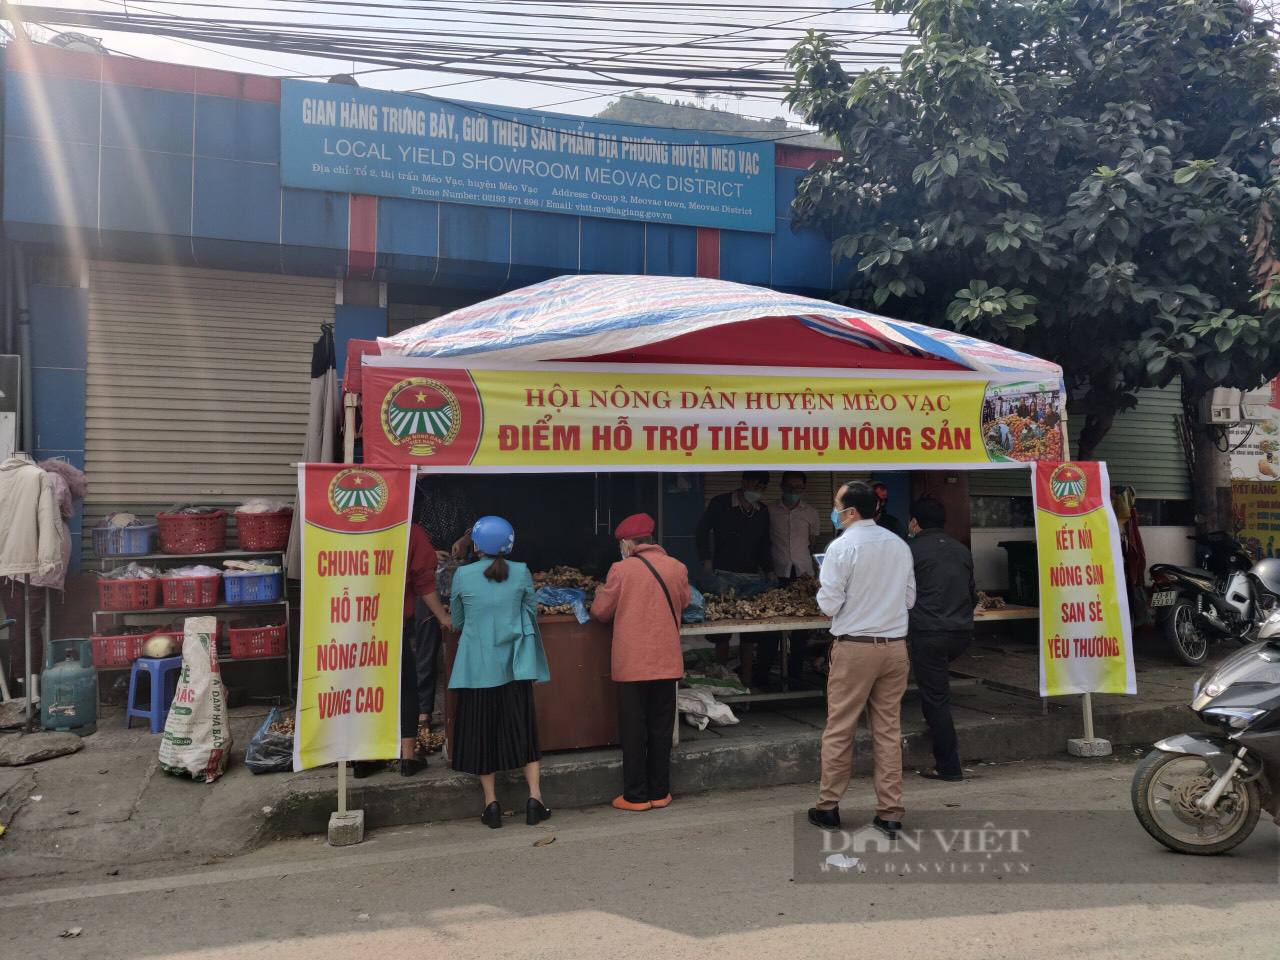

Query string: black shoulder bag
[634,553,681,631]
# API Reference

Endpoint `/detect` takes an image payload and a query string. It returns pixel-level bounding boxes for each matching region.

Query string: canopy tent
[363,275,1067,472]
[378,274,1062,378]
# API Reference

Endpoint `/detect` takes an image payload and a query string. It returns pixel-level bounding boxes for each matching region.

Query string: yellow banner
[1033,461,1136,697]
[363,364,1067,470]
[293,464,414,770]
[1232,481,1280,562]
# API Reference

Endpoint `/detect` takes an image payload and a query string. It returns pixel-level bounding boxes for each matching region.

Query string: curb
[260,700,1189,840]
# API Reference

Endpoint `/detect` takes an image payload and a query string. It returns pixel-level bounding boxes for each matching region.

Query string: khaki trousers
[817,638,910,818]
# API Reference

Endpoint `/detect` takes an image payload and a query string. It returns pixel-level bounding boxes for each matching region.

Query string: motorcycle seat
[1151,564,1213,581]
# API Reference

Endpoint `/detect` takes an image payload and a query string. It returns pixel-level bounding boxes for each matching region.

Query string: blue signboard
[280,80,775,234]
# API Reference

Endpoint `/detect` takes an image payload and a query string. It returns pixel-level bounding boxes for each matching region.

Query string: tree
[785,0,1280,519]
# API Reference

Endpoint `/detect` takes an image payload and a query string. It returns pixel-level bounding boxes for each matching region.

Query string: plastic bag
[681,586,705,624]
[236,498,293,515]
[695,570,772,599]
[436,555,464,600]
[676,688,739,730]
[244,708,293,775]
[535,586,590,624]
[158,617,233,783]
[100,562,161,581]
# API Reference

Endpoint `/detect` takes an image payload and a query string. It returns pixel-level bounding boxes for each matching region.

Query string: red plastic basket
[91,633,145,668]
[235,510,293,551]
[227,621,288,659]
[91,629,183,668]
[156,511,228,554]
[160,574,220,608]
[97,578,161,611]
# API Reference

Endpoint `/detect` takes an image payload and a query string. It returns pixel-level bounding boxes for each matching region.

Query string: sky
[9,1,909,123]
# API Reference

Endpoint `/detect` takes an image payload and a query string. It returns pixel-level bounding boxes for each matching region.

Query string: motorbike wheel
[1164,598,1209,666]
[1131,750,1260,856]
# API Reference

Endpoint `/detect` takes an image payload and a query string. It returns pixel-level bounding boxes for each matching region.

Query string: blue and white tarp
[378,274,1062,377]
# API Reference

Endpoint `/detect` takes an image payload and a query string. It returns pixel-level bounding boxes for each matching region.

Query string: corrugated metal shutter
[83,262,333,536]
[970,381,1190,498]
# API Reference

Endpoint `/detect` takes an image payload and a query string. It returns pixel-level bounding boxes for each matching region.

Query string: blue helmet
[471,516,515,556]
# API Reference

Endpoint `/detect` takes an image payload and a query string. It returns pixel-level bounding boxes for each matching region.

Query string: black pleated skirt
[451,680,541,776]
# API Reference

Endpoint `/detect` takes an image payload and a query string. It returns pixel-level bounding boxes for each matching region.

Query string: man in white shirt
[808,480,916,838]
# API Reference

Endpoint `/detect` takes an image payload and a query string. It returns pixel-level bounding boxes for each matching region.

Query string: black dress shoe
[351,761,383,779]
[807,806,841,829]
[400,758,427,777]
[526,797,551,825]
[873,816,902,838]
[481,801,503,829]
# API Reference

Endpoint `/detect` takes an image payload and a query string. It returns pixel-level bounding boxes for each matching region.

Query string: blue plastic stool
[125,656,184,734]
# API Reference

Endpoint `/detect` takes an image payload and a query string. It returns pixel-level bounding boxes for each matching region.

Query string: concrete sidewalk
[0,627,1206,883]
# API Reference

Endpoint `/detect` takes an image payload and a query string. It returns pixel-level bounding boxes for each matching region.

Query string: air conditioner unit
[1200,387,1240,425]
[1240,384,1277,423]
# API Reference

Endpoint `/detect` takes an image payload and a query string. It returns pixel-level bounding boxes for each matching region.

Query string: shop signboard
[361,361,1067,472]
[1033,461,1136,697]
[1232,481,1280,562]
[280,79,775,233]
[1229,379,1280,481]
[294,463,414,770]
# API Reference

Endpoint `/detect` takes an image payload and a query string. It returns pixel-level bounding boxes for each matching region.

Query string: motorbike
[1132,606,1280,854]
[1149,533,1278,666]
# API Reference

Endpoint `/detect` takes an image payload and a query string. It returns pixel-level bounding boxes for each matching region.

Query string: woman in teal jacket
[449,516,551,829]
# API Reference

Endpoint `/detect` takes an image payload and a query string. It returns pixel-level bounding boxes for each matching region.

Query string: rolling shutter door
[83,262,334,536]
[969,381,1191,498]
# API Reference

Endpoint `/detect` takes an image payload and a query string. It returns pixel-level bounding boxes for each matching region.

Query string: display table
[974,604,1039,622]
[442,615,620,755]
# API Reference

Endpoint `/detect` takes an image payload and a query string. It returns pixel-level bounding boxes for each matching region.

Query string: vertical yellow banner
[1033,461,1136,697]
[293,464,414,770]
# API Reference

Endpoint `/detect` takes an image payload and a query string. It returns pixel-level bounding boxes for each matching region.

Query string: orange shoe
[611,795,652,812]
[650,794,673,809]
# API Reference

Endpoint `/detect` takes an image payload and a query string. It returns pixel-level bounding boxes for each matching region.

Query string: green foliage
[785,0,1280,439]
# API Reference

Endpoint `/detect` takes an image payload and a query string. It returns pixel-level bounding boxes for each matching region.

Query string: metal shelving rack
[91,547,293,704]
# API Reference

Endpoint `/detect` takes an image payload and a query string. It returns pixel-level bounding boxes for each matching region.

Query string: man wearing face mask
[756,471,821,685]
[592,514,692,811]
[696,471,776,682]
[809,481,916,838]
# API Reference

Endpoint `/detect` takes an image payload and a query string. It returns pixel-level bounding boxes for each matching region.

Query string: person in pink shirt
[591,513,692,812]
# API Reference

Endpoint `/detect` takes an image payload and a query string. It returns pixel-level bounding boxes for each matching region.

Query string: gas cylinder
[40,638,98,736]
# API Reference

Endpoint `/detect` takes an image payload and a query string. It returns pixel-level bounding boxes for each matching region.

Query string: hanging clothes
[286,324,339,580]
[29,459,88,591]
[0,453,61,577]
[1112,485,1151,627]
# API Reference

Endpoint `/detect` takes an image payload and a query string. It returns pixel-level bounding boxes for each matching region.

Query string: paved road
[2,755,1277,960]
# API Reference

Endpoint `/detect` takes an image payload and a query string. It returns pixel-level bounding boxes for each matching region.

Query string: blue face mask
[783,492,803,506]
[831,508,844,531]
[743,490,763,504]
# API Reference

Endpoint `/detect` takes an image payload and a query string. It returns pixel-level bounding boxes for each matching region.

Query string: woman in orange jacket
[591,513,691,812]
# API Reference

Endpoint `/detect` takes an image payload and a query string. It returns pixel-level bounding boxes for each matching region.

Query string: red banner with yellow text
[293,464,414,770]
[362,361,1067,471]
[1033,461,1135,697]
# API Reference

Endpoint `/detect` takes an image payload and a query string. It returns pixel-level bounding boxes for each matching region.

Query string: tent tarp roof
[379,274,1061,378]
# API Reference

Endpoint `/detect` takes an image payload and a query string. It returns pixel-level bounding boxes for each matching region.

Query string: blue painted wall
[3,59,836,296]
[29,283,88,572]
[335,305,387,382]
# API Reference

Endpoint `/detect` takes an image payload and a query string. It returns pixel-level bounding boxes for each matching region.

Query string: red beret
[614,513,655,540]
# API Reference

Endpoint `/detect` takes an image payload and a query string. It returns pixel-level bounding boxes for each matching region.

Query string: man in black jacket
[907,498,977,782]
[696,471,775,682]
